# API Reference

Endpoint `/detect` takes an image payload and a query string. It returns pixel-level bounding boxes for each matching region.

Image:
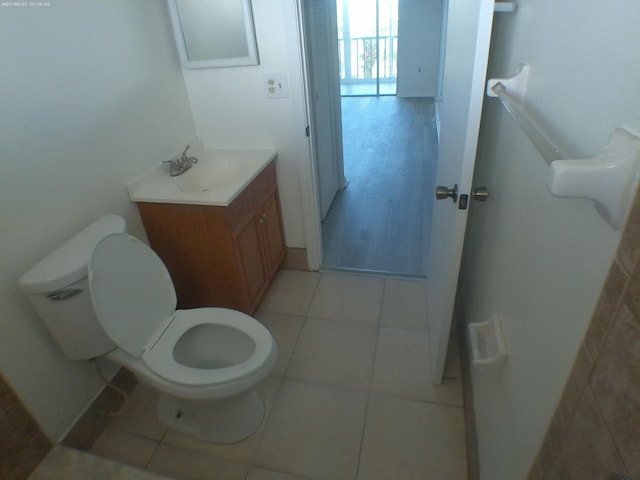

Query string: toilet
[18,215,277,443]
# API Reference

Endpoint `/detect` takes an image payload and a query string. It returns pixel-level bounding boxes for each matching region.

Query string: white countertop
[127,149,278,207]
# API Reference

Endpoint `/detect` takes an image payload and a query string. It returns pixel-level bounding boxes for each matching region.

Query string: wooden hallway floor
[322,96,437,276]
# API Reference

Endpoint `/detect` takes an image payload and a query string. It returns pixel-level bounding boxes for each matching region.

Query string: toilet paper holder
[468,314,509,381]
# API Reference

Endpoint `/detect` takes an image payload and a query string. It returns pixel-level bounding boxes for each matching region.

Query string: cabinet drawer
[226,161,277,227]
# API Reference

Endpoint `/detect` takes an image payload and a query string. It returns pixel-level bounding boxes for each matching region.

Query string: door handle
[435,184,458,203]
[472,187,490,201]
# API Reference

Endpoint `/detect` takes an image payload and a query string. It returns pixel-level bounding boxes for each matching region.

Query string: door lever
[435,184,458,203]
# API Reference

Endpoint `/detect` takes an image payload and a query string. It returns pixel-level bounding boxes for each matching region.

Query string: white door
[427,0,496,384]
[303,0,344,220]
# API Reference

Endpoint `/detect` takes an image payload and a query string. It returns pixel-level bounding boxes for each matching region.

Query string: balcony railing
[338,35,398,83]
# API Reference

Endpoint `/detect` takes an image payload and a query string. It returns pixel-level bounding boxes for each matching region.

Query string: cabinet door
[233,215,267,308]
[259,190,286,276]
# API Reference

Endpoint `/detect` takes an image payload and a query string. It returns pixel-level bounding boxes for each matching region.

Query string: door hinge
[305,125,310,137]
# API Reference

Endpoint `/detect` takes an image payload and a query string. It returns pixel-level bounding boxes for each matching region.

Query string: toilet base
[156,391,265,444]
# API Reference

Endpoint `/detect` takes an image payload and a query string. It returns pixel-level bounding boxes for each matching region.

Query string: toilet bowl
[18,215,277,443]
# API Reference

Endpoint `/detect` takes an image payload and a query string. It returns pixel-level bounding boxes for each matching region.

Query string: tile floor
[89,270,467,480]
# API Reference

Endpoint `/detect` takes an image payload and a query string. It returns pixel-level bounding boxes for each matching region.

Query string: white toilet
[19,214,277,443]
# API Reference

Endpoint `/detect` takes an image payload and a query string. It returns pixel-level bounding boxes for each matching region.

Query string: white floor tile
[146,444,247,480]
[29,445,170,480]
[258,270,321,316]
[255,311,305,377]
[307,273,384,324]
[371,328,463,406]
[254,380,367,480]
[357,395,467,480]
[90,429,158,469]
[380,278,428,330]
[287,317,377,389]
[247,467,313,480]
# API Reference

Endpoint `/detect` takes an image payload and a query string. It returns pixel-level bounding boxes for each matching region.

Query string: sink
[179,158,248,193]
[127,148,278,207]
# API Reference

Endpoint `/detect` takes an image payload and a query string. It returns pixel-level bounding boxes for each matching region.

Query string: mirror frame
[167,0,260,69]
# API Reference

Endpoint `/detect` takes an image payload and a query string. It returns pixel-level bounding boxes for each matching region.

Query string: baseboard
[455,286,480,480]
[282,247,309,271]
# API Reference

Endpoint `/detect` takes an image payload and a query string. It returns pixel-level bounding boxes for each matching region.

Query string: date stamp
[1,2,51,7]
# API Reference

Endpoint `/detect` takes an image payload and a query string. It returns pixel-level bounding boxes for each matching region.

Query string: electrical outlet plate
[263,73,289,99]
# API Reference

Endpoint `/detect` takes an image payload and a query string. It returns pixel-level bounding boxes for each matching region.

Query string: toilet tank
[18,215,127,360]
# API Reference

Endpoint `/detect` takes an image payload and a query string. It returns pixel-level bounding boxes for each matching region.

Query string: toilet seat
[89,233,275,387]
[89,233,176,357]
[142,308,274,387]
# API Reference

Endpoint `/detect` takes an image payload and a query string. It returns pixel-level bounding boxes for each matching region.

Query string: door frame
[291,0,323,271]
[293,0,495,279]
[302,0,346,220]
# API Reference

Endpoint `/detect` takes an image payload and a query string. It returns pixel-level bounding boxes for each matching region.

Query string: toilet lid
[88,233,176,357]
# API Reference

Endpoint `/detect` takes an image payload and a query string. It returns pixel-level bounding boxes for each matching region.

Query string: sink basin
[127,148,278,207]
[179,158,247,193]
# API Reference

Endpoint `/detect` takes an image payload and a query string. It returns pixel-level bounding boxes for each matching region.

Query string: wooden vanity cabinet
[136,161,285,314]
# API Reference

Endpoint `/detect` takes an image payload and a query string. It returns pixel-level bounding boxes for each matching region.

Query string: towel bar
[486,64,640,230]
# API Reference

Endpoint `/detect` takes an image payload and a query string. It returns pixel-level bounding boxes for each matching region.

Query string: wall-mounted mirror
[167,0,259,69]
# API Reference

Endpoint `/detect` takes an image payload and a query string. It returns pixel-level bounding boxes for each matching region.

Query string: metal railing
[338,35,398,83]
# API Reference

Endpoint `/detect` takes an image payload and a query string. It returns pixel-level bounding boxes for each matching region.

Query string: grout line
[302,314,380,328]
[302,270,323,318]
[246,377,284,468]
[354,390,373,480]
[353,281,384,480]
[371,391,466,411]
[142,438,162,471]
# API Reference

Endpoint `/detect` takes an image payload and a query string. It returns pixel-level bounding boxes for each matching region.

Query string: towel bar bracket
[486,64,640,230]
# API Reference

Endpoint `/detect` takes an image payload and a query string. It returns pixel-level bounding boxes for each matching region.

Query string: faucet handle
[181,145,198,166]
[181,145,190,159]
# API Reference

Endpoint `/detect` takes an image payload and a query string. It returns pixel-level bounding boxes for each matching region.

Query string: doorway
[306,0,441,277]
[337,0,398,96]
[322,96,437,275]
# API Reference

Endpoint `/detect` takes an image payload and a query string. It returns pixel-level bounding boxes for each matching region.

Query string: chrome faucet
[163,145,199,176]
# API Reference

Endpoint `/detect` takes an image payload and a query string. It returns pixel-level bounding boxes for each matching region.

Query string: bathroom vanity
[128,149,285,314]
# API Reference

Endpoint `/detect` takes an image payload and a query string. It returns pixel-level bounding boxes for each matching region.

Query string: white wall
[397,0,442,97]
[0,1,196,440]
[461,1,640,479]
[181,0,311,248]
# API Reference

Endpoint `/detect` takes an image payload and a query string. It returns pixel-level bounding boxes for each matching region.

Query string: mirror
[167,0,259,69]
